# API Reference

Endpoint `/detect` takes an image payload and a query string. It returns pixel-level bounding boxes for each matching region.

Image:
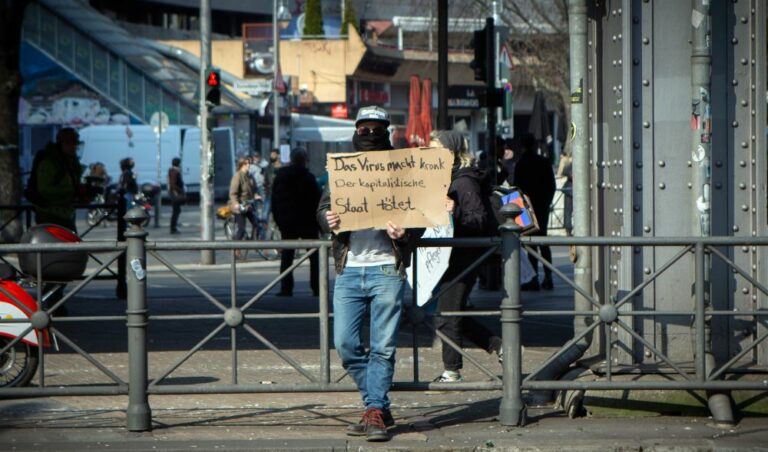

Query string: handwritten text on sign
[405,224,453,306]
[328,147,453,232]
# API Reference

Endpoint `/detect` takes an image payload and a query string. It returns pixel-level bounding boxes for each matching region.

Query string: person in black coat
[513,133,556,290]
[118,157,138,206]
[431,131,502,383]
[271,147,321,296]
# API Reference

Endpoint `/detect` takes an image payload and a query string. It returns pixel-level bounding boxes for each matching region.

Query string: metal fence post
[319,243,330,384]
[116,195,128,299]
[124,207,152,431]
[499,203,526,426]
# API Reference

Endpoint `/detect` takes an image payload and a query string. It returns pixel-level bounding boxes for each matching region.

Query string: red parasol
[419,78,433,146]
[405,75,423,147]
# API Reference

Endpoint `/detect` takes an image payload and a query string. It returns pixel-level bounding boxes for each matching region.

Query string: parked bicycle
[220,200,280,260]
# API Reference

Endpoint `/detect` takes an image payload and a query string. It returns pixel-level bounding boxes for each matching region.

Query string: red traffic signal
[205,67,221,106]
[206,70,220,87]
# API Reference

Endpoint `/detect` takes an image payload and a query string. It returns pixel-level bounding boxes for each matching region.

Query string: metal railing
[0,208,766,431]
[0,202,122,239]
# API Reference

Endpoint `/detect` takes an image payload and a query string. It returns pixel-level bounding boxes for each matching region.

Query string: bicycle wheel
[256,216,280,260]
[86,209,102,226]
[224,217,235,240]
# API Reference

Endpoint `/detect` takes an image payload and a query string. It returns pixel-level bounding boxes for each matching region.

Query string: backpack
[489,186,539,235]
[24,148,49,206]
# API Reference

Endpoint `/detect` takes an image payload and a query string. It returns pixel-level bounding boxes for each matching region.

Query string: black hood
[450,165,492,194]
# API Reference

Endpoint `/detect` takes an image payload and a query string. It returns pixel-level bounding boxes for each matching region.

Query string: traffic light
[470,28,487,82]
[205,67,221,107]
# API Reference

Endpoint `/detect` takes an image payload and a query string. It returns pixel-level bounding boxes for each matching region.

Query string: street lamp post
[272,0,280,150]
[199,0,214,265]
[272,0,291,150]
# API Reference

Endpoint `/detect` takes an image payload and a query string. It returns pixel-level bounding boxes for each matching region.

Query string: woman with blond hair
[431,130,502,383]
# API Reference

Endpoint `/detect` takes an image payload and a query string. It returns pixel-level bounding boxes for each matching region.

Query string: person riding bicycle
[229,157,260,259]
[85,162,112,227]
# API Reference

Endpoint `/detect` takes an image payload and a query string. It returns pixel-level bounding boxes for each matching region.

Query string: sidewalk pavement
[2,210,765,450]
[2,391,767,451]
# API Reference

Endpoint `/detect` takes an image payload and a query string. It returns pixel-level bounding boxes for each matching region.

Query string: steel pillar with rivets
[710,0,768,367]
[586,0,767,367]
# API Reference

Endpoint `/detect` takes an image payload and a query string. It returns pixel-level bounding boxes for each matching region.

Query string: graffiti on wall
[19,88,131,126]
[19,41,137,127]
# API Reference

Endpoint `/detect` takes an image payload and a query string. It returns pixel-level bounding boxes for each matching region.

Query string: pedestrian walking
[25,127,87,231]
[261,148,282,220]
[498,138,518,187]
[24,127,87,313]
[167,157,185,234]
[430,131,502,383]
[514,133,556,290]
[317,106,423,442]
[248,153,266,221]
[271,147,321,296]
[117,157,138,207]
[556,149,573,235]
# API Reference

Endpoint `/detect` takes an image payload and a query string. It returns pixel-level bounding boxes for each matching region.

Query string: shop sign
[447,85,481,108]
[331,103,348,119]
[358,81,390,106]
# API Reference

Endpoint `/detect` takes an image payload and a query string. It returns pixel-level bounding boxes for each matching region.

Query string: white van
[180,127,235,198]
[79,125,234,196]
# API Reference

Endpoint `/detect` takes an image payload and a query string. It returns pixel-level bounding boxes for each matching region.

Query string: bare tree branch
[556,0,569,21]
[507,2,547,35]
[530,0,566,34]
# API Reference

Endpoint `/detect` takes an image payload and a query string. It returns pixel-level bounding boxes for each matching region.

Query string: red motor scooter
[0,276,51,387]
[0,224,87,387]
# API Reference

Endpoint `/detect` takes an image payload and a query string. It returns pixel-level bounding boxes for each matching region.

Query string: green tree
[303,0,324,37]
[0,0,30,242]
[340,0,357,36]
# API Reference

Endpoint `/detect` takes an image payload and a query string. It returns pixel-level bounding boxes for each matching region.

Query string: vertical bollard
[498,203,526,426]
[124,207,152,431]
[319,243,330,385]
[116,195,128,299]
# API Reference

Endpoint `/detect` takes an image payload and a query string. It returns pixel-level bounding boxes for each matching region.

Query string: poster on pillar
[327,147,453,232]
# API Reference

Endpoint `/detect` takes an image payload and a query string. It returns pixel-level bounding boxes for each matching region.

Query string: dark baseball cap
[355,106,390,127]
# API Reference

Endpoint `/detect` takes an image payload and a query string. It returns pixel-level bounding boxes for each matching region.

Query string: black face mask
[353,131,394,151]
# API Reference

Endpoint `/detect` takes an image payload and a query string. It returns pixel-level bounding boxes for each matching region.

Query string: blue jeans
[333,265,405,410]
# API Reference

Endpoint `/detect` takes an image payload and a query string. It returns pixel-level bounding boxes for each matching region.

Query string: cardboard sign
[405,222,453,306]
[327,147,453,232]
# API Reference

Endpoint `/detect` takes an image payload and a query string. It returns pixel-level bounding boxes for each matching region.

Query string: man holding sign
[317,106,445,442]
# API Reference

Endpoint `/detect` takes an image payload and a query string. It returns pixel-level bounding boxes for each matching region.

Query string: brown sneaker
[346,408,394,437]
[363,407,391,442]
